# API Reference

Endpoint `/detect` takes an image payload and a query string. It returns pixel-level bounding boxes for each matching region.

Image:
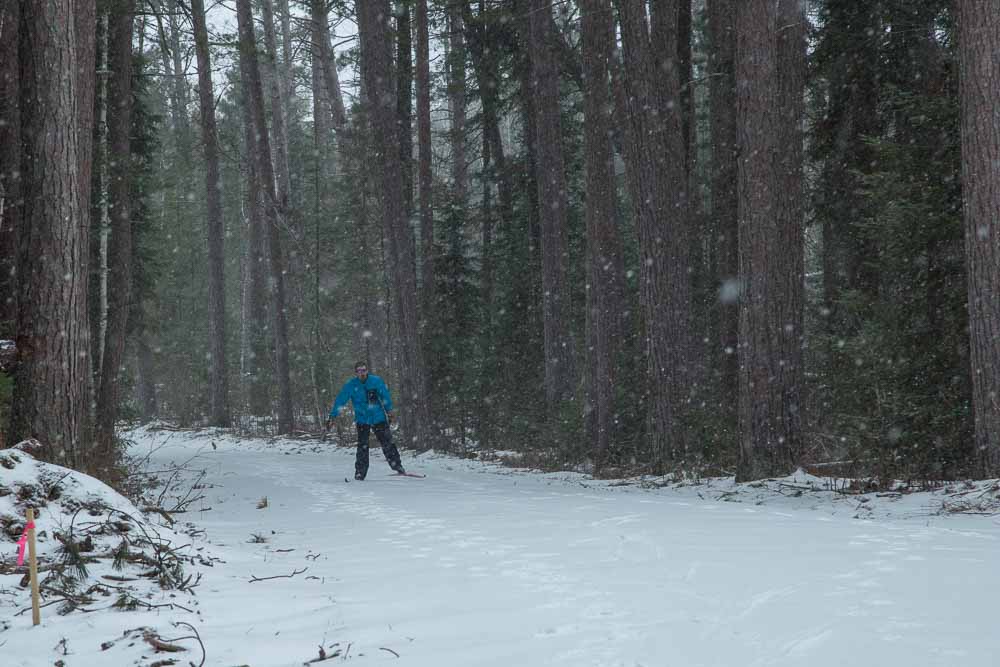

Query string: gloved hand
[384,410,394,425]
[324,418,333,431]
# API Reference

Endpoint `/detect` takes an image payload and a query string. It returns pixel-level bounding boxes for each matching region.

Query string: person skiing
[326,361,407,480]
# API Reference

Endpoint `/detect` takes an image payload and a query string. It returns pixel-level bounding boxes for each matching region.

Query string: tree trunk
[192,0,230,427]
[527,0,575,411]
[615,0,693,469]
[11,0,90,465]
[95,0,135,455]
[310,1,334,428]
[958,3,1000,476]
[277,0,294,124]
[708,0,738,433]
[92,13,110,383]
[581,0,626,469]
[261,0,292,223]
[237,0,294,433]
[448,5,468,219]
[240,117,271,418]
[735,0,805,482]
[312,2,347,131]
[356,0,435,449]
[415,0,434,314]
[0,0,20,334]
[397,1,415,220]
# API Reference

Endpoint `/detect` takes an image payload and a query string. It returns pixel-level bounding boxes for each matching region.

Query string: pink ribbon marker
[16,521,35,566]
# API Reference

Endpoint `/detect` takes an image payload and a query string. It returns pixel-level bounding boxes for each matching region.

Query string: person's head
[354,361,369,380]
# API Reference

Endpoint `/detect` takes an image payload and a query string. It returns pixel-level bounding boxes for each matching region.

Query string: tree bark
[708,0,738,432]
[240,113,271,418]
[448,5,468,221]
[615,0,693,469]
[527,0,575,410]
[191,0,230,427]
[397,1,414,220]
[415,0,434,314]
[261,0,292,223]
[95,0,134,454]
[312,2,347,131]
[958,2,1000,476]
[310,0,334,428]
[237,0,294,432]
[11,0,90,465]
[581,0,626,469]
[356,0,435,449]
[735,0,805,481]
[0,0,20,334]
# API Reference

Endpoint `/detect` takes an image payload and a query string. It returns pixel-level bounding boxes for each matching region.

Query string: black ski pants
[355,422,402,479]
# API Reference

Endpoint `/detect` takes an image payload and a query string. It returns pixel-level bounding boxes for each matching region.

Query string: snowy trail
[137,430,996,667]
[7,429,994,666]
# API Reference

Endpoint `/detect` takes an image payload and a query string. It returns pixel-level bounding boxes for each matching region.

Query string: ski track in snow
[4,429,997,667]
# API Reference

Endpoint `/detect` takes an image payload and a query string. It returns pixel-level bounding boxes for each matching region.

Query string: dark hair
[355,360,368,371]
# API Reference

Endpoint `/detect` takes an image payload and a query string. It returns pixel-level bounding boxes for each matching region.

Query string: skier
[326,361,407,480]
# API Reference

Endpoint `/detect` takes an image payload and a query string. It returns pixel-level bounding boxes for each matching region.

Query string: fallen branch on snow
[249,567,308,583]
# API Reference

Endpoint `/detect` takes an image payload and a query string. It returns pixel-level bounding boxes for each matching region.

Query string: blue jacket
[329,374,393,425]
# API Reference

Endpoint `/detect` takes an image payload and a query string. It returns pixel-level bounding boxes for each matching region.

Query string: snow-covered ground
[2,425,998,666]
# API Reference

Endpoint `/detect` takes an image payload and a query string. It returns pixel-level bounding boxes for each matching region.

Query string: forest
[1,0,998,484]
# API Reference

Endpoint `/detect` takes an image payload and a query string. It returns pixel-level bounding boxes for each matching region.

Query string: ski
[391,472,426,479]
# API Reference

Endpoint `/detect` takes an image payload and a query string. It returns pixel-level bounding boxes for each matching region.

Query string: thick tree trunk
[0,0,20,334]
[192,0,230,427]
[95,0,134,454]
[356,0,435,449]
[581,0,626,469]
[11,0,90,465]
[237,0,294,432]
[415,0,434,313]
[708,0,738,432]
[735,0,805,482]
[527,0,575,410]
[958,3,1000,476]
[615,0,692,469]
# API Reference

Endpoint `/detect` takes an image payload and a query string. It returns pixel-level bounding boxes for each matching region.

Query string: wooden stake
[27,508,40,626]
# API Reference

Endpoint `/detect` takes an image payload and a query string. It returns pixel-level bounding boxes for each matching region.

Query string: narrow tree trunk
[237,0,294,432]
[464,2,516,253]
[615,0,693,469]
[356,0,435,449]
[92,13,110,382]
[581,0,626,469]
[527,0,575,410]
[397,1,414,220]
[958,3,1000,476]
[448,5,468,216]
[12,0,90,465]
[708,0,738,433]
[77,0,97,435]
[312,3,347,130]
[261,0,292,221]
[95,0,135,455]
[277,0,294,124]
[415,0,434,313]
[310,3,333,428]
[192,0,230,427]
[735,0,805,481]
[240,126,271,418]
